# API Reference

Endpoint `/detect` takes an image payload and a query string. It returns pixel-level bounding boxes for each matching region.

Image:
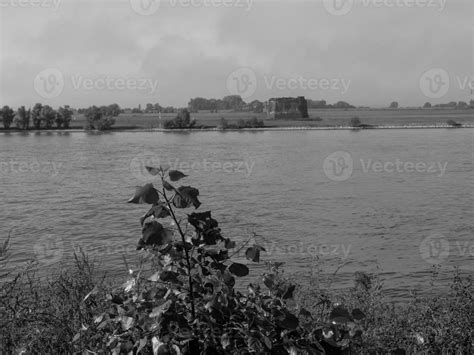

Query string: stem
[162,185,195,318]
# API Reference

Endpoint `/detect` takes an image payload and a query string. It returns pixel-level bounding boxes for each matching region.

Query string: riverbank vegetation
[1,170,472,354]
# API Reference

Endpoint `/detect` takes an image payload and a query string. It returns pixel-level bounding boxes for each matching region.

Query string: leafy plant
[78,168,363,354]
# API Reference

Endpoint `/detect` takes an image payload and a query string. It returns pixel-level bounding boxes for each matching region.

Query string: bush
[446,119,462,127]
[163,109,197,129]
[350,116,361,127]
[218,117,228,129]
[74,170,365,354]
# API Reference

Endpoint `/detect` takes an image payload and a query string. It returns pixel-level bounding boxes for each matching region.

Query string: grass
[0,250,110,354]
[1,244,472,354]
[1,110,474,132]
[3,108,470,131]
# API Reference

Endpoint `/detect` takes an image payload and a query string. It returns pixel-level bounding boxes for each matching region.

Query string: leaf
[128,183,159,204]
[276,310,299,330]
[228,263,249,277]
[150,300,172,318]
[173,186,201,209]
[72,332,81,343]
[137,337,147,354]
[152,336,163,355]
[160,270,180,283]
[351,308,365,320]
[188,211,218,231]
[224,238,236,249]
[299,308,312,318]
[330,306,353,325]
[162,180,175,191]
[263,274,275,289]
[140,203,171,225]
[282,285,296,300]
[120,315,134,331]
[146,166,161,176]
[122,279,135,293]
[168,170,188,181]
[245,247,261,262]
[83,285,99,301]
[138,221,172,249]
[148,272,160,282]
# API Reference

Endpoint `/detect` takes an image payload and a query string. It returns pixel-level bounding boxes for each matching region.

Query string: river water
[0,129,472,300]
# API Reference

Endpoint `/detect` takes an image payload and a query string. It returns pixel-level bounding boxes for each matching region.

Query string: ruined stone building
[265,96,309,119]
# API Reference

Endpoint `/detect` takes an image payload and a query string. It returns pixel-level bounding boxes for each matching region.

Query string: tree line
[0,104,73,130]
[0,103,121,131]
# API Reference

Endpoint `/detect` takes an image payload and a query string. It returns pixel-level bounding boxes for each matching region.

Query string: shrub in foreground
[75,169,364,354]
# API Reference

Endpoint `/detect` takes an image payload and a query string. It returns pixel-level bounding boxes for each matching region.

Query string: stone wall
[266,96,309,119]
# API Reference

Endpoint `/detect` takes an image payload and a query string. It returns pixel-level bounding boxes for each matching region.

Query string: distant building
[265,96,309,119]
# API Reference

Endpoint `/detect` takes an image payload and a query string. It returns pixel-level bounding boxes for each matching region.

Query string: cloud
[0,0,471,109]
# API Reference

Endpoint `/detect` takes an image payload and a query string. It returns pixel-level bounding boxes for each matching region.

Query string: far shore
[1,123,474,133]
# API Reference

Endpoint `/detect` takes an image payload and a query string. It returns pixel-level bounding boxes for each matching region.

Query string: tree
[423,102,432,108]
[145,103,154,113]
[84,105,117,131]
[163,109,196,129]
[1,105,15,129]
[31,103,43,129]
[457,101,468,109]
[15,106,31,130]
[57,105,73,129]
[40,105,56,129]
[222,95,245,111]
[102,103,121,117]
[350,116,361,127]
[389,102,399,109]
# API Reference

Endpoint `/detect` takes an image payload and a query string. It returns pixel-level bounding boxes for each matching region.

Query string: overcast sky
[0,0,472,109]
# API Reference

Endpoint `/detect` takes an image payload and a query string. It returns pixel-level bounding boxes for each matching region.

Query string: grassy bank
[1,108,473,132]
[1,251,472,354]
